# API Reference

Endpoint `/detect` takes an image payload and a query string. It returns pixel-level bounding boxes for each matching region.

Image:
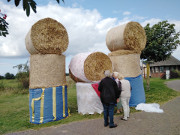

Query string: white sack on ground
[135,103,164,113]
[76,83,103,115]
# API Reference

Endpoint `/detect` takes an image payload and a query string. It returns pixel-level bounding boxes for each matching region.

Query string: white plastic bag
[135,103,164,113]
[76,83,103,115]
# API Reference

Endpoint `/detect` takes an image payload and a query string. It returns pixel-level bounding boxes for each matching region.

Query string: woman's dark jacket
[98,77,120,104]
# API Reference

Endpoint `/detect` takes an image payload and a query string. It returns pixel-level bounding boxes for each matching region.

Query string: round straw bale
[30,54,66,89]
[108,52,141,77]
[106,21,146,52]
[69,52,112,82]
[25,17,69,55]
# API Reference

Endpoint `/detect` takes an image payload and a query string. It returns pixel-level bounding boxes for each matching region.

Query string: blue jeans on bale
[103,103,115,127]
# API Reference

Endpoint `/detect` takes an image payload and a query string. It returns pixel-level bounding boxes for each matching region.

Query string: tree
[0,0,64,37]
[0,75,5,79]
[0,10,8,37]
[141,20,180,90]
[14,61,29,88]
[5,72,15,79]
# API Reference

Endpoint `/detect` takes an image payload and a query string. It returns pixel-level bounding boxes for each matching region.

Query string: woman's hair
[104,70,111,77]
[113,72,119,78]
[119,75,124,80]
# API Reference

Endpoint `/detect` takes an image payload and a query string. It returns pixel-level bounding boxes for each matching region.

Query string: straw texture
[106,21,146,53]
[108,49,138,56]
[84,52,112,81]
[25,18,69,55]
[109,53,141,77]
[30,54,66,89]
[69,52,112,82]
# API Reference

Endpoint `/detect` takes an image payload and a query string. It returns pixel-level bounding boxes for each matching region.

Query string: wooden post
[146,63,150,90]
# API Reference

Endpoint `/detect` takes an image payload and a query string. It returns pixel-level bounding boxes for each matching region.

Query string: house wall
[150,65,180,78]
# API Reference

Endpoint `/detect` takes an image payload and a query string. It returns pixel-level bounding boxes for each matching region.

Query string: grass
[0,77,180,134]
[144,78,180,104]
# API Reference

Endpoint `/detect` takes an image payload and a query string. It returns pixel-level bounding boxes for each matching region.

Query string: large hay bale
[108,52,141,77]
[30,54,66,89]
[25,18,69,55]
[106,21,146,53]
[69,52,112,82]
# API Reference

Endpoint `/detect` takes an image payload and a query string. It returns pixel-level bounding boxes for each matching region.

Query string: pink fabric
[91,83,100,97]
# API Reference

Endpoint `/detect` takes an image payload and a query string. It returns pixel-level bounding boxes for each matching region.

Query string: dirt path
[165,80,180,92]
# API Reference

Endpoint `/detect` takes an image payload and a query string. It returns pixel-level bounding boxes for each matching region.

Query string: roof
[150,56,180,67]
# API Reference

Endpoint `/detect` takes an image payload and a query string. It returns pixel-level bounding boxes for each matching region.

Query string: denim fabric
[103,103,115,127]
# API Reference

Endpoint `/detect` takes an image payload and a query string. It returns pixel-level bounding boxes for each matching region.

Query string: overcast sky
[0,0,180,75]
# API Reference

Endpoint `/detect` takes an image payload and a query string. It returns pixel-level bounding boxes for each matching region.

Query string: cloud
[141,18,162,27]
[0,1,180,69]
[0,1,119,59]
[123,11,131,16]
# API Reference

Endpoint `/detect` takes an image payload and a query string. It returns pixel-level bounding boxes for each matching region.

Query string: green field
[0,77,180,134]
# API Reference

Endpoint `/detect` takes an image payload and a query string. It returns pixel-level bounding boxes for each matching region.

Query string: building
[150,56,180,78]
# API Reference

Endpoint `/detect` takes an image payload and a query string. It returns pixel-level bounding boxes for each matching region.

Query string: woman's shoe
[121,118,127,121]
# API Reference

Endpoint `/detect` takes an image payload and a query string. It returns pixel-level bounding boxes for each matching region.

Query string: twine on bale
[25,18,69,55]
[108,52,141,77]
[106,21,146,53]
[69,52,112,82]
[108,49,139,56]
[30,54,66,89]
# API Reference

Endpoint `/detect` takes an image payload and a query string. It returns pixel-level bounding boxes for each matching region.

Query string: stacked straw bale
[106,21,146,77]
[25,17,69,89]
[106,21,146,53]
[29,54,66,89]
[69,52,110,114]
[69,52,112,82]
[26,17,69,124]
[108,51,141,77]
[106,21,146,106]
[25,18,69,55]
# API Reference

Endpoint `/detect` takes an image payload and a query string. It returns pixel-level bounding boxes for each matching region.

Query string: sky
[0,0,180,75]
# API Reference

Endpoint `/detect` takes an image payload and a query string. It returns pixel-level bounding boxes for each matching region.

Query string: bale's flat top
[31,18,69,54]
[124,21,146,52]
[84,52,112,81]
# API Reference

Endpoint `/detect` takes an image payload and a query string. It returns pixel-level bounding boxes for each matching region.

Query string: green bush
[0,75,4,79]
[5,72,15,79]
[16,72,29,89]
[170,70,180,79]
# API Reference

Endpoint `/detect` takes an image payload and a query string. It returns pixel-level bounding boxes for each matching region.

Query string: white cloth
[76,83,103,115]
[121,97,130,119]
[120,79,131,98]
[135,103,164,113]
